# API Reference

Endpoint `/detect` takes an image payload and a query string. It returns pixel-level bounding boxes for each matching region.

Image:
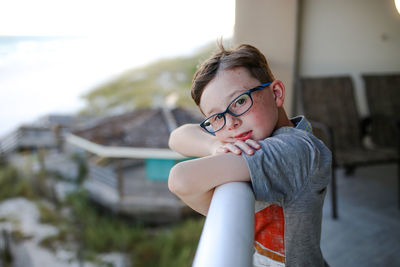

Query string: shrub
[0,165,36,201]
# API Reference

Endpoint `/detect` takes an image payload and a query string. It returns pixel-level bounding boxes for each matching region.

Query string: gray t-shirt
[242,116,331,267]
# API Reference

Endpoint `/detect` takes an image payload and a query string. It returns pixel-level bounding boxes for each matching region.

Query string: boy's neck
[275,108,295,130]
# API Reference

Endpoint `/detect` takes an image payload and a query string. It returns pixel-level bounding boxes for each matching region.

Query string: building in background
[66,107,202,223]
[0,114,88,154]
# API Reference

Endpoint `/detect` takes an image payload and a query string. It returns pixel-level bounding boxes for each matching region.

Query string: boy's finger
[245,139,261,149]
[215,147,228,154]
[224,143,242,155]
[233,140,255,155]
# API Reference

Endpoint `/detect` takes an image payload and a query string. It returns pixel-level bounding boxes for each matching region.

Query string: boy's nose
[225,113,241,130]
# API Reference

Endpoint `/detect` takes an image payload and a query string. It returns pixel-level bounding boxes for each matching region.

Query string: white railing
[192,182,255,267]
[66,133,185,160]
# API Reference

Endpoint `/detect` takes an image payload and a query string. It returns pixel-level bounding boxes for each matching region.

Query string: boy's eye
[208,114,224,126]
[233,94,249,107]
[237,98,246,105]
[214,114,224,121]
[203,121,211,127]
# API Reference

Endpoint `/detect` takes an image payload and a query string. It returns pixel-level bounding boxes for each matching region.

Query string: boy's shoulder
[259,115,320,150]
[269,115,329,153]
[242,115,331,204]
[252,116,332,170]
[273,115,312,137]
[257,126,320,160]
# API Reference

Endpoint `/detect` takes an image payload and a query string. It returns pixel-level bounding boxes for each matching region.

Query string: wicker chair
[362,73,400,208]
[297,76,398,219]
[362,73,400,147]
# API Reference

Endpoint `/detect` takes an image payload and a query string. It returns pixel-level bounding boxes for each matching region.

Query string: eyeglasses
[200,82,271,135]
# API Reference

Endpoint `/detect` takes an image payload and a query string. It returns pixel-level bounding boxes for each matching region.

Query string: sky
[0,0,235,137]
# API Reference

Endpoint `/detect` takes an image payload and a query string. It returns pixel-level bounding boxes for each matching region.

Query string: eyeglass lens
[203,93,253,132]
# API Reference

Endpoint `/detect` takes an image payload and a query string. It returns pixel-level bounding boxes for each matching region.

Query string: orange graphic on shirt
[254,204,285,263]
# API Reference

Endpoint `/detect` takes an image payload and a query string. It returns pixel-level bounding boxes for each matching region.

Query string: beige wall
[298,0,400,116]
[234,0,400,117]
[234,0,299,116]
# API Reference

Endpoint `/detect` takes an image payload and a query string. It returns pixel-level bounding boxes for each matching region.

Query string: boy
[168,44,331,266]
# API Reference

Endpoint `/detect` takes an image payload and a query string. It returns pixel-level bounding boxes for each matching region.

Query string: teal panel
[145,158,177,181]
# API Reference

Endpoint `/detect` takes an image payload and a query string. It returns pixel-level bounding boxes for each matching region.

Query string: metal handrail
[192,182,255,267]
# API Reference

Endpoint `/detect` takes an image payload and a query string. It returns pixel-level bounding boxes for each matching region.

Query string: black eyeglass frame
[200,82,272,135]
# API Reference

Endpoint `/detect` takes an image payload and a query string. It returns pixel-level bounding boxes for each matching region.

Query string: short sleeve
[242,129,321,204]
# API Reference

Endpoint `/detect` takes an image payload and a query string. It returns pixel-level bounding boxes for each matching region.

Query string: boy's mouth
[235,131,252,141]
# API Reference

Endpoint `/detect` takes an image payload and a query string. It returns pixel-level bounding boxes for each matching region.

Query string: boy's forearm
[168,153,251,215]
[168,124,218,157]
[177,189,214,216]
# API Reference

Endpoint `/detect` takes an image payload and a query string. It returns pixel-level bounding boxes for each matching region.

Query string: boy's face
[199,67,285,143]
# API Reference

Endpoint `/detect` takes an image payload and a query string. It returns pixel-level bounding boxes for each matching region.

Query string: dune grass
[0,163,204,266]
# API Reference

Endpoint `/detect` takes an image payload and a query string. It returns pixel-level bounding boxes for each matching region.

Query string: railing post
[193,182,255,267]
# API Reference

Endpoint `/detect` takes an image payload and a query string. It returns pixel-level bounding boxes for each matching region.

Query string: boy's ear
[271,80,285,107]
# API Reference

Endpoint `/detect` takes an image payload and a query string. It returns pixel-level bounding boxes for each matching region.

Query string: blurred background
[0,0,399,266]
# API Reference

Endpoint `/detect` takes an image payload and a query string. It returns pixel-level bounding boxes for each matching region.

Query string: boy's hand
[214,139,260,155]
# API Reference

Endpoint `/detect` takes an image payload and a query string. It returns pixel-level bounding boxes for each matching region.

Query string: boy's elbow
[168,164,179,194]
[168,130,177,151]
[168,162,191,196]
[168,127,184,152]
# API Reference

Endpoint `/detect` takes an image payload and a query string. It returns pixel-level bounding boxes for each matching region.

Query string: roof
[72,107,202,149]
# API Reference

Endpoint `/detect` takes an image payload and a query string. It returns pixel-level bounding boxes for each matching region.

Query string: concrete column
[234,0,299,116]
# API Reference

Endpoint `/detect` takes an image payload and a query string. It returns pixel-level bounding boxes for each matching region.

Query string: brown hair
[191,43,275,106]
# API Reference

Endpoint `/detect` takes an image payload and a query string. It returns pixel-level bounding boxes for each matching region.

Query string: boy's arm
[169,123,261,157]
[168,152,250,215]
[168,123,220,157]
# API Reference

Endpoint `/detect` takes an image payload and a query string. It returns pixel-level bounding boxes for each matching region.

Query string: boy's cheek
[247,118,275,140]
[245,109,267,129]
